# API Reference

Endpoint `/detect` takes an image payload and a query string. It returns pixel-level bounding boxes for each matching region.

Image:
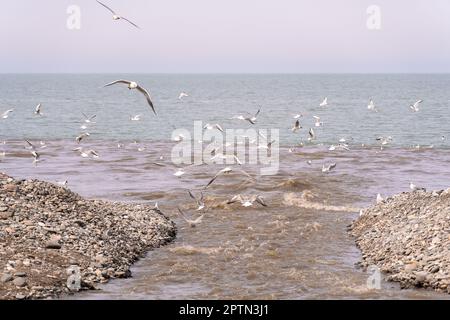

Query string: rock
[415,271,428,283]
[1,273,13,283]
[14,272,27,277]
[15,294,26,300]
[0,206,8,212]
[45,236,62,249]
[13,277,27,287]
[404,263,418,273]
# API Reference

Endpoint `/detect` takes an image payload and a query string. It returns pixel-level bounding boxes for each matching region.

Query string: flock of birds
[0,1,447,228]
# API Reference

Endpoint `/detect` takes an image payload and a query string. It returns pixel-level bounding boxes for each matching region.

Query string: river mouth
[2,140,449,299]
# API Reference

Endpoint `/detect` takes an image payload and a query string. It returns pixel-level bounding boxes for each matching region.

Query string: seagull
[257,140,276,150]
[319,97,328,107]
[245,108,261,124]
[104,80,156,115]
[368,99,378,112]
[204,123,224,133]
[35,104,43,116]
[96,0,140,29]
[177,208,204,228]
[376,194,384,204]
[130,115,141,121]
[291,119,301,133]
[205,167,252,189]
[57,180,68,187]
[227,194,267,208]
[410,182,426,192]
[172,134,185,142]
[308,128,316,141]
[73,147,99,159]
[1,109,13,119]
[188,190,205,211]
[322,163,337,173]
[174,168,186,177]
[313,116,323,127]
[25,140,36,150]
[30,150,41,166]
[178,92,189,100]
[307,160,313,166]
[82,113,97,124]
[293,113,303,119]
[76,133,90,144]
[409,100,423,112]
[376,136,393,146]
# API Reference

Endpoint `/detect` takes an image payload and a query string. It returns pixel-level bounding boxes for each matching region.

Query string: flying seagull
[73,147,99,159]
[291,119,301,133]
[313,116,323,127]
[76,133,90,144]
[227,194,267,208]
[82,113,97,123]
[308,128,316,141]
[320,97,328,107]
[188,190,205,211]
[177,207,204,228]
[322,163,337,173]
[205,167,251,189]
[104,80,156,115]
[204,123,224,132]
[35,104,43,116]
[178,92,189,100]
[130,115,141,121]
[368,99,378,112]
[30,150,41,166]
[96,0,140,29]
[245,108,261,124]
[409,100,423,112]
[1,109,13,119]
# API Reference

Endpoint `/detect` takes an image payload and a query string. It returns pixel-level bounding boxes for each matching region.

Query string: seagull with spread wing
[96,0,140,29]
[104,80,156,115]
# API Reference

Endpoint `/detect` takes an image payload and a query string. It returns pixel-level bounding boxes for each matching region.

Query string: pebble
[13,277,27,287]
[1,273,13,283]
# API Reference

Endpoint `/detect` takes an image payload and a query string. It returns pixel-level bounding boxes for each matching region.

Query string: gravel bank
[350,188,450,294]
[0,173,176,300]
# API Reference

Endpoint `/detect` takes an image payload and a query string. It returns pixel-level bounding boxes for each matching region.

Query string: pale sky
[1,0,449,73]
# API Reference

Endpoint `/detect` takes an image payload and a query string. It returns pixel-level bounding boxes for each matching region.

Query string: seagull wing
[35,104,41,112]
[177,207,190,223]
[136,85,156,115]
[215,124,224,132]
[121,16,140,29]
[188,190,197,201]
[255,196,268,207]
[104,79,132,87]
[414,100,423,108]
[193,215,204,224]
[96,0,116,15]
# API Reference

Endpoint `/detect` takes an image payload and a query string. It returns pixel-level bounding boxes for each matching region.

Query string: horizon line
[1,72,450,75]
